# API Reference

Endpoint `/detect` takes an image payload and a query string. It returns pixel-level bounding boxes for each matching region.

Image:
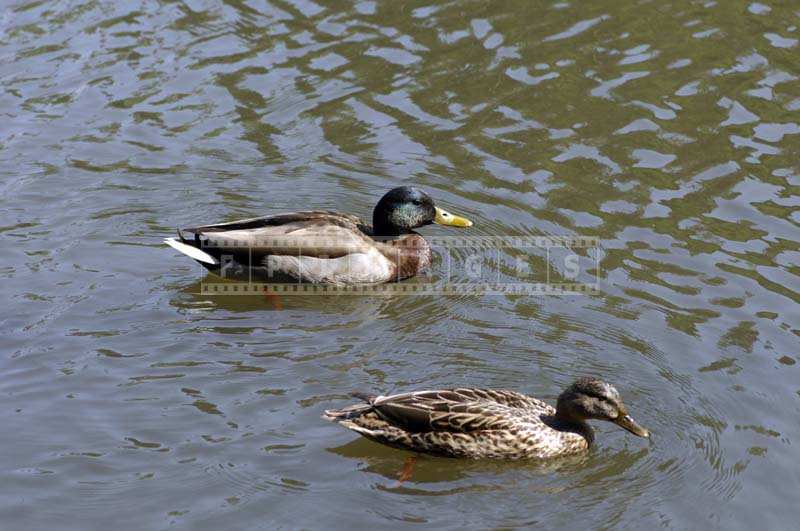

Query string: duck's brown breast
[377,234,432,281]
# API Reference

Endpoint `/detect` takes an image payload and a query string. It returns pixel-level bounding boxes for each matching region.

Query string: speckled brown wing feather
[370,389,532,433]
[454,388,552,411]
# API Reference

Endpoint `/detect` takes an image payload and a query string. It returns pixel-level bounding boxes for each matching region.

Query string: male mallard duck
[324,377,649,459]
[164,186,472,284]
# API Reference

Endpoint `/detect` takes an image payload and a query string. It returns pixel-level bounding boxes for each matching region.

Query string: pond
[1,0,798,529]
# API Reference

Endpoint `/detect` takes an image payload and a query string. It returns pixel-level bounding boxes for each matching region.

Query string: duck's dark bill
[615,414,650,438]
[434,207,473,227]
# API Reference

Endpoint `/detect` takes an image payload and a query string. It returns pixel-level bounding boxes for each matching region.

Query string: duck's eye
[412,199,422,206]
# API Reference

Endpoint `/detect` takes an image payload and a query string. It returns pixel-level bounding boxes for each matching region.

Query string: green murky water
[1,0,798,529]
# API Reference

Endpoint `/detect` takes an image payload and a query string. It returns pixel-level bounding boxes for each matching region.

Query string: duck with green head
[164,186,472,284]
[324,377,649,459]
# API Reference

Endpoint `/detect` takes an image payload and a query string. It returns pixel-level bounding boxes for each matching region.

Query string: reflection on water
[329,436,592,485]
[1,0,798,529]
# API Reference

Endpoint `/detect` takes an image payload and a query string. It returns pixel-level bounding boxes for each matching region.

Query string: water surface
[1,0,799,529]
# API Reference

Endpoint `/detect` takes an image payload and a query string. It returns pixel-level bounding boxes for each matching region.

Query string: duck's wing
[185,211,365,234]
[365,388,534,433]
[181,211,372,257]
[461,388,550,409]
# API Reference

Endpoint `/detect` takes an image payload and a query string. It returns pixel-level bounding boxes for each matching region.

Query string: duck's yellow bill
[434,207,473,228]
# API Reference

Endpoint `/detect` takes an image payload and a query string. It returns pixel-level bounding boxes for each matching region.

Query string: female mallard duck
[164,186,472,284]
[324,377,649,459]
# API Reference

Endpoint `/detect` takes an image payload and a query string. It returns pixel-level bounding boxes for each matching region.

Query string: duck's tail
[322,391,377,422]
[163,228,219,265]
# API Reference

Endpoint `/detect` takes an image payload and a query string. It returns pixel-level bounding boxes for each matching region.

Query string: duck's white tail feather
[163,237,219,265]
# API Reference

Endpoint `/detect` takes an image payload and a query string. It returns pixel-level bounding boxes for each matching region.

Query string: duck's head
[372,186,472,236]
[556,377,649,438]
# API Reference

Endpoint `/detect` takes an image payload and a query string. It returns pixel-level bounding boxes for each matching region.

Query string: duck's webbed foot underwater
[393,455,418,487]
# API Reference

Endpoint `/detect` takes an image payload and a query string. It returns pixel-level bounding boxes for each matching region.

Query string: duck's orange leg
[393,456,417,486]
[264,293,283,310]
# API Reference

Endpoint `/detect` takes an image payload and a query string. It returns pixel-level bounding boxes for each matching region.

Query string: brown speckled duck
[164,186,472,285]
[323,377,649,459]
